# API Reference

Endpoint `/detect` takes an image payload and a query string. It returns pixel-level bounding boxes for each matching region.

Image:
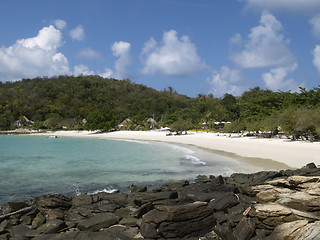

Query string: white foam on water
[88,187,119,195]
[168,144,195,154]
[112,139,150,145]
[71,185,82,196]
[185,155,206,165]
[221,170,235,177]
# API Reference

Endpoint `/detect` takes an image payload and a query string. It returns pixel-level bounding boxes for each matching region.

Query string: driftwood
[0,206,33,221]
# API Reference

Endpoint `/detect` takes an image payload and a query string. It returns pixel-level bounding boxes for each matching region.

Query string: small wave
[88,187,118,195]
[185,155,206,165]
[67,184,82,196]
[169,144,195,154]
[221,170,235,177]
[112,139,150,145]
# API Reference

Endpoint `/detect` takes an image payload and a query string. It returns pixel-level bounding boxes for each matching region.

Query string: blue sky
[1,0,320,97]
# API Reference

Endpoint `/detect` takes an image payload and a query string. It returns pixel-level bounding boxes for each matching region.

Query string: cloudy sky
[1,0,320,97]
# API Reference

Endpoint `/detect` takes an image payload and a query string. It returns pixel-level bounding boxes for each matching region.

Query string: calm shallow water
[0,135,286,206]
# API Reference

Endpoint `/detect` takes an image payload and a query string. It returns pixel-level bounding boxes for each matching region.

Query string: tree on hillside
[84,109,116,131]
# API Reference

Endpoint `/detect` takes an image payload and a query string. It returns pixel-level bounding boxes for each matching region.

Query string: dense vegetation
[0,76,320,140]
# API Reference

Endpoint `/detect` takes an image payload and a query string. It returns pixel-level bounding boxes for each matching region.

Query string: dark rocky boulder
[77,213,120,231]
[127,190,178,206]
[140,201,216,238]
[1,202,29,215]
[208,192,240,212]
[35,194,72,210]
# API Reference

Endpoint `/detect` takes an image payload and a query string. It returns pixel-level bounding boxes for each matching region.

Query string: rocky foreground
[1,163,320,240]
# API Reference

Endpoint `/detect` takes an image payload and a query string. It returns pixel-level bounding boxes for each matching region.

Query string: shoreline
[31,130,320,169]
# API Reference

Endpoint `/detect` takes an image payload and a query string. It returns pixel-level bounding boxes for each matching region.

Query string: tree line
[0,76,319,140]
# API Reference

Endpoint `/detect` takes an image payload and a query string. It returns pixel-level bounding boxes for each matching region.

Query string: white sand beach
[34,130,320,169]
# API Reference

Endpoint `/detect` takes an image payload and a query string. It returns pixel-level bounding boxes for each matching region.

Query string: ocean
[0,134,281,206]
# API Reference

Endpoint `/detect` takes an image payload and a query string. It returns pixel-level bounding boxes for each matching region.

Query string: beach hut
[147,118,158,130]
[118,118,132,130]
[14,116,34,127]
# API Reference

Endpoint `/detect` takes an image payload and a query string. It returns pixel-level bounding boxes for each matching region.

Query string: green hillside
[0,76,320,140]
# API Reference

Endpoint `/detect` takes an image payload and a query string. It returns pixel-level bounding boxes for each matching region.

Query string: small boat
[48,135,58,138]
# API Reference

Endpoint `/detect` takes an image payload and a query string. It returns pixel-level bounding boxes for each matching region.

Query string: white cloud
[77,48,101,59]
[111,41,132,79]
[54,19,66,30]
[141,37,157,55]
[231,12,295,68]
[0,25,70,81]
[242,0,320,14]
[99,68,113,78]
[309,14,320,40]
[312,45,320,73]
[262,63,301,91]
[230,33,242,45]
[73,41,132,79]
[208,66,247,97]
[69,25,85,41]
[141,30,205,76]
[73,64,95,76]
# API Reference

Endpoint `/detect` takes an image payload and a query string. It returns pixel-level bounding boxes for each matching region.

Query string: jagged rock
[95,193,128,207]
[0,233,10,239]
[253,184,293,203]
[196,175,212,183]
[214,222,236,240]
[64,208,87,228]
[252,203,320,229]
[178,187,221,202]
[135,186,148,192]
[0,202,29,215]
[7,215,20,226]
[114,207,135,219]
[119,217,141,227]
[266,220,320,240]
[141,201,215,238]
[213,212,227,225]
[89,200,120,213]
[252,176,320,212]
[36,194,71,210]
[128,191,178,206]
[140,221,158,238]
[233,218,256,240]
[77,213,119,231]
[208,192,239,211]
[227,203,246,216]
[277,191,320,212]
[33,219,65,234]
[45,208,64,221]
[31,232,78,240]
[133,202,154,218]
[201,230,223,240]
[0,220,8,234]
[10,224,32,238]
[267,175,320,188]
[250,229,272,240]
[31,213,46,229]
[31,231,128,240]
[106,224,140,238]
[226,171,283,187]
[20,213,34,225]
[72,194,93,206]
[166,180,189,191]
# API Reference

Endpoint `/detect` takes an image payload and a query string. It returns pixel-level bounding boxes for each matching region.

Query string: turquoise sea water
[0,135,283,206]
